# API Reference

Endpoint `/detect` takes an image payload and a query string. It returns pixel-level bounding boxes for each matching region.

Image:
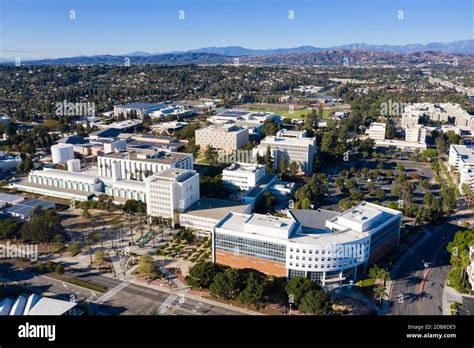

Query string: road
[0,261,243,316]
[389,211,470,315]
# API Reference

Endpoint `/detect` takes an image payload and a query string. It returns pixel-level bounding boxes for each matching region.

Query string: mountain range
[2,40,473,66]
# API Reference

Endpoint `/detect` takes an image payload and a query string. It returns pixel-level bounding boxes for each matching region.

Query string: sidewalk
[130,276,263,315]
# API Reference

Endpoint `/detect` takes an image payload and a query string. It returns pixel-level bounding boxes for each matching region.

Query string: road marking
[158,294,178,315]
[93,281,130,304]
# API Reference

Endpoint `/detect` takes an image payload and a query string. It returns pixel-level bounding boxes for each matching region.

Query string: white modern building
[253,132,317,174]
[448,144,474,194]
[195,124,249,152]
[51,143,74,164]
[366,122,387,141]
[207,109,277,125]
[467,245,474,290]
[179,197,251,235]
[222,162,266,191]
[113,103,165,118]
[146,168,200,225]
[212,202,402,285]
[405,125,427,143]
[98,149,193,181]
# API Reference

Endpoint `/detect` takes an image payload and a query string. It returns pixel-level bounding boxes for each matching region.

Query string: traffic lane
[390,218,460,315]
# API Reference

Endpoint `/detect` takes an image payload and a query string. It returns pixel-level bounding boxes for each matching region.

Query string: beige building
[195,124,249,152]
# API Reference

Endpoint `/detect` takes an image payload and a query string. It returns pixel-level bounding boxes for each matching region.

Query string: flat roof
[117,102,163,109]
[0,193,24,204]
[181,197,251,221]
[150,168,196,182]
[224,162,264,173]
[30,168,99,185]
[103,149,191,164]
[289,209,340,232]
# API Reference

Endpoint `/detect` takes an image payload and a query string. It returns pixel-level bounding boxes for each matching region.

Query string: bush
[55,264,65,274]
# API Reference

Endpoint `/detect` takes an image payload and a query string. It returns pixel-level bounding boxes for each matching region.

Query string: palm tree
[374,284,387,306]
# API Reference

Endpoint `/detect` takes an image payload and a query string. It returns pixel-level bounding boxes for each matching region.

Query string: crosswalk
[157,294,178,315]
[93,281,130,304]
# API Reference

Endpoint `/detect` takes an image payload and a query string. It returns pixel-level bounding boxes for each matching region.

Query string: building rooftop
[223,162,264,174]
[149,168,196,183]
[452,144,474,165]
[30,168,99,184]
[289,209,341,233]
[103,149,191,165]
[182,197,251,221]
[117,102,163,109]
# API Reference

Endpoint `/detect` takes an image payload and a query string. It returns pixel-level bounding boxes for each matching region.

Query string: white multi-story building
[212,201,402,285]
[179,197,251,235]
[467,246,474,290]
[146,168,199,225]
[113,103,164,118]
[365,122,387,141]
[222,162,266,191]
[207,109,276,125]
[195,124,249,152]
[97,149,193,182]
[405,125,427,143]
[253,132,317,174]
[401,114,420,128]
[448,144,474,194]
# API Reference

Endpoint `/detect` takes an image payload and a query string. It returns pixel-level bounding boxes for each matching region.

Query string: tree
[204,145,219,166]
[67,242,82,255]
[374,284,387,305]
[0,219,22,240]
[94,249,106,268]
[288,161,299,176]
[262,120,278,137]
[210,268,244,300]
[299,290,331,314]
[137,255,157,279]
[55,264,65,274]
[285,276,314,305]
[21,207,64,244]
[186,261,222,288]
[237,272,266,306]
[278,155,287,175]
[264,145,273,170]
[262,191,276,212]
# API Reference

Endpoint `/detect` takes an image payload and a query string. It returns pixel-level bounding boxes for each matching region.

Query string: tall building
[365,122,386,141]
[98,149,193,181]
[212,201,402,285]
[146,168,200,225]
[222,162,266,191]
[253,132,317,174]
[448,144,474,194]
[405,125,426,143]
[195,124,249,152]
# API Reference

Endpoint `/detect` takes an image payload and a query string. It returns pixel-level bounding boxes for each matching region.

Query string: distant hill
[184,40,474,56]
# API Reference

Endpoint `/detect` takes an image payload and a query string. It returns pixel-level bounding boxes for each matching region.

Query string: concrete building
[222,162,266,191]
[179,197,251,235]
[365,122,386,141]
[0,293,79,316]
[207,109,276,125]
[401,114,420,128]
[195,124,249,152]
[405,125,427,143]
[98,149,193,182]
[51,143,74,164]
[448,144,474,194]
[3,198,56,220]
[146,168,200,225]
[253,132,317,174]
[113,103,164,118]
[212,202,402,285]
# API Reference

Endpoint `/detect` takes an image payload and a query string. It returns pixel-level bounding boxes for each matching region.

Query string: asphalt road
[0,262,242,316]
[389,212,467,315]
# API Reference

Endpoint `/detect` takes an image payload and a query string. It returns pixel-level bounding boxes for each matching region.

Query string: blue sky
[0,0,472,59]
